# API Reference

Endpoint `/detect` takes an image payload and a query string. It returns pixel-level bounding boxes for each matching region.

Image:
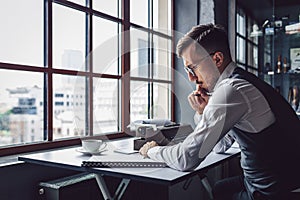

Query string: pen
[193,92,213,97]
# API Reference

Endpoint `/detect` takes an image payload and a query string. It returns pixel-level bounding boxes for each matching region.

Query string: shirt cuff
[147,146,164,162]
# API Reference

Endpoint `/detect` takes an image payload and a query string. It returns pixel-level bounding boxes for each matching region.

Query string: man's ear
[213,52,224,68]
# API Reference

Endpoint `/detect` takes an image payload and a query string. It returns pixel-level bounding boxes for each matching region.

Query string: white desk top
[18,138,240,186]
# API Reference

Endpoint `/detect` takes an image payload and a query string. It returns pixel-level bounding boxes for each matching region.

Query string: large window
[236,7,259,75]
[0,0,173,155]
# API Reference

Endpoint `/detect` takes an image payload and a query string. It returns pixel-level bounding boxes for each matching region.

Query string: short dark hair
[176,24,231,59]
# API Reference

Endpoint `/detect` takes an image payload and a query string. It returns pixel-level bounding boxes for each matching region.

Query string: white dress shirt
[147,62,276,171]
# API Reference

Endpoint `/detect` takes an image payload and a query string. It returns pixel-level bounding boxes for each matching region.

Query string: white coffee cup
[81,139,103,153]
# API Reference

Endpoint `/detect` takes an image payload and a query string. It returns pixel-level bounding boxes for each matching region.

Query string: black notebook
[82,161,167,168]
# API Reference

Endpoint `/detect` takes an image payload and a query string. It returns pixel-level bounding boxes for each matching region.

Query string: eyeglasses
[184,52,216,77]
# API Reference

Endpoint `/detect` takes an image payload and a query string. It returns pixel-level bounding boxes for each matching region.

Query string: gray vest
[229,67,300,196]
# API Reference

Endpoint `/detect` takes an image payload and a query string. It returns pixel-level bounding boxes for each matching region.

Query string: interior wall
[174,0,200,127]
[228,0,236,62]
[214,0,229,30]
[174,0,232,126]
[0,162,79,200]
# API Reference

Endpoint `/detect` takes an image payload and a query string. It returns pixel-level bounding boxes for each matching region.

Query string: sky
[0,0,170,102]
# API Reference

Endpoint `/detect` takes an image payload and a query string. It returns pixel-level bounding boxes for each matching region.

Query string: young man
[139,24,300,199]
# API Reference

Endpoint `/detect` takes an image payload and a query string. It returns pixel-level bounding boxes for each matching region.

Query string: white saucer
[76,143,107,155]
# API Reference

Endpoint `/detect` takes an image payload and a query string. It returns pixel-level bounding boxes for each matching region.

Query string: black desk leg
[198,174,213,200]
[94,174,131,200]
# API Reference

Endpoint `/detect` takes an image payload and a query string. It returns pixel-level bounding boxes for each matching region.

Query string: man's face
[181,43,220,92]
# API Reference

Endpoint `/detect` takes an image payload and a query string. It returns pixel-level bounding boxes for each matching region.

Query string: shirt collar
[213,62,237,90]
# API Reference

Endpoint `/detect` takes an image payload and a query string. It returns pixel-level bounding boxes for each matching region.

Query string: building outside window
[0,0,173,155]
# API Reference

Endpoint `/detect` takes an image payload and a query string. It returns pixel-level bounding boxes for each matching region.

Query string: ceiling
[272,0,300,7]
[238,0,300,25]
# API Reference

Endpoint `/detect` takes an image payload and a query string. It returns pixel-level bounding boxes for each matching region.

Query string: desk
[18,138,240,200]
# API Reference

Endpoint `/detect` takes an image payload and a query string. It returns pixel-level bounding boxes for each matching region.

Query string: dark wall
[174,0,200,126]
[0,162,79,200]
[214,0,229,31]
[174,0,230,125]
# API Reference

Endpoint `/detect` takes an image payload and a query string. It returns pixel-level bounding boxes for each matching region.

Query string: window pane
[248,68,258,76]
[53,74,86,139]
[264,52,272,72]
[130,28,150,78]
[247,18,259,44]
[93,0,119,17]
[0,69,44,147]
[153,83,171,119]
[53,4,85,71]
[263,35,272,72]
[130,0,148,27]
[130,81,149,121]
[153,35,172,80]
[237,36,246,63]
[0,0,43,66]
[253,46,258,69]
[248,44,258,68]
[93,17,120,75]
[153,0,171,34]
[93,78,119,134]
[237,9,246,36]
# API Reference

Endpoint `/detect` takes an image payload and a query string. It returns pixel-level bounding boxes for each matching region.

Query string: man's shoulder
[218,75,251,91]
